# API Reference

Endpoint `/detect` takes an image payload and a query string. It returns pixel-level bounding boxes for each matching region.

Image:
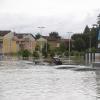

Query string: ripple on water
[0,61,99,100]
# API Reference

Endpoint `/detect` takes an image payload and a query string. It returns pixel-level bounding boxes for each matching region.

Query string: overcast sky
[0,0,100,37]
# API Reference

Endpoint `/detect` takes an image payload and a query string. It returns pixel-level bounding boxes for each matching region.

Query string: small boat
[52,57,62,65]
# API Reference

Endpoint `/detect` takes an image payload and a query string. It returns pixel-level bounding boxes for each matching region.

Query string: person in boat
[52,57,62,65]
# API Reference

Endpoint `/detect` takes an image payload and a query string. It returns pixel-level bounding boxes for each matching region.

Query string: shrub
[18,50,31,59]
[33,51,39,59]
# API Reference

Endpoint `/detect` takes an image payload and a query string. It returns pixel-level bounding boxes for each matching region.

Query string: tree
[82,33,89,49]
[73,38,86,52]
[50,51,55,58]
[59,43,66,52]
[49,32,61,39]
[71,34,83,40]
[35,33,41,39]
[83,25,90,34]
[71,33,87,51]
[90,27,97,48]
[33,51,39,59]
[42,43,50,58]
[18,49,31,59]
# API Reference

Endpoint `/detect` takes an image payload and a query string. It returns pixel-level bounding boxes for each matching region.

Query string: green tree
[82,33,90,49]
[59,43,66,52]
[49,32,61,39]
[73,38,86,52]
[35,33,41,39]
[50,51,55,58]
[83,25,90,34]
[42,43,50,58]
[18,50,31,59]
[33,51,39,59]
[90,27,97,48]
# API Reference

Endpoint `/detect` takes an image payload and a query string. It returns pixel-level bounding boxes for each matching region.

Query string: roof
[42,36,61,41]
[0,30,11,36]
[14,33,35,39]
[61,39,69,41]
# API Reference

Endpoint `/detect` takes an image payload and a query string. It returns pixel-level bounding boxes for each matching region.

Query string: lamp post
[89,28,92,52]
[37,26,46,58]
[67,32,73,64]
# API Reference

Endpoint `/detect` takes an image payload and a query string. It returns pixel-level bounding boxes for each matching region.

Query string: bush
[50,51,55,58]
[18,50,31,59]
[71,51,74,56]
[64,51,69,57]
[91,47,96,53]
[33,51,39,59]
[74,51,80,57]
[22,50,31,57]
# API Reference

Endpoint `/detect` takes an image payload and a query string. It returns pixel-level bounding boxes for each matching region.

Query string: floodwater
[0,60,99,100]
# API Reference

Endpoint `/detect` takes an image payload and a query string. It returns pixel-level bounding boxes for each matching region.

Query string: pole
[89,28,92,52]
[37,26,45,60]
[69,37,70,64]
[68,32,73,64]
[46,40,47,53]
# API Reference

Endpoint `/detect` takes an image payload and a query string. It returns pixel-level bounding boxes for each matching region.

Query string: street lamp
[67,32,73,64]
[38,27,48,54]
[37,26,46,58]
[89,28,92,52]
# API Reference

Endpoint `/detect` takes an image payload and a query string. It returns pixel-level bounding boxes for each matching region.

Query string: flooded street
[0,60,99,100]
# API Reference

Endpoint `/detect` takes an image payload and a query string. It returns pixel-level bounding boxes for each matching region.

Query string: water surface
[0,60,99,100]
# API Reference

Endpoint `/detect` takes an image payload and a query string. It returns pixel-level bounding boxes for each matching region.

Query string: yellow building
[3,31,18,54]
[0,31,36,55]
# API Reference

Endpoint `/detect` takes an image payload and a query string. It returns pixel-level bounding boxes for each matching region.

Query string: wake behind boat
[54,64,79,69]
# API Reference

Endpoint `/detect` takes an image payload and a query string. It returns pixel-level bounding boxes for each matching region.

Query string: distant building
[36,37,47,47]
[3,31,17,54]
[42,36,60,49]
[0,30,13,55]
[0,31,8,54]
[13,33,36,53]
[0,31,36,55]
[61,39,69,48]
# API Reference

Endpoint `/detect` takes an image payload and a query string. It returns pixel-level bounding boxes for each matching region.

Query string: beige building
[36,37,47,49]
[14,33,36,53]
[42,36,60,49]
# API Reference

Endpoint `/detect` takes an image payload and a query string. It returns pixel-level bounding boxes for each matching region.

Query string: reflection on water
[0,60,99,100]
[95,71,100,100]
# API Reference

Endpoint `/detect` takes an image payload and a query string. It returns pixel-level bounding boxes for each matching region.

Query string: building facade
[0,31,36,55]
[14,33,36,53]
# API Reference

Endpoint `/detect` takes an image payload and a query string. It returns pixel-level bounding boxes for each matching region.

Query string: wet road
[0,60,99,100]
